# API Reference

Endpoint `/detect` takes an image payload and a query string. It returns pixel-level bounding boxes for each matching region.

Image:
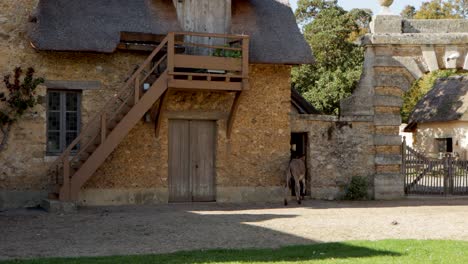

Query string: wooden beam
[167,33,175,78]
[59,155,70,202]
[227,92,242,139]
[166,111,228,120]
[174,54,242,72]
[101,113,107,143]
[168,79,242,91]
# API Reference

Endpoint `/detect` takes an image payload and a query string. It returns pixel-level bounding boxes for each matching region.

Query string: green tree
[450,0,468,18]
[413,0,462,19]
[292,0,371,115]
[401,5,416,19]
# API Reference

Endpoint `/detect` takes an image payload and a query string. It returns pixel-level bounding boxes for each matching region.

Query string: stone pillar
[370,4,405,199]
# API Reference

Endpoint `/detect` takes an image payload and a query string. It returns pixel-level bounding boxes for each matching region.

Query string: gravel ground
[2,199,468,260]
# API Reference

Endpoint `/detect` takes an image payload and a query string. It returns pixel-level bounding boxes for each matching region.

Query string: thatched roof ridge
[408,76,468,126]
[29,0,181,53]
[291,88,319,114]
[28,0,314,65]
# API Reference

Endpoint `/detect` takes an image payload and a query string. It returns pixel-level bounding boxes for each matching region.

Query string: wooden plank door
[190,120,216,202]
[168,120,216,202]
[168,120,191,202]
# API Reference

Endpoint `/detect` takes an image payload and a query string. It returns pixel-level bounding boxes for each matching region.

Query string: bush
[344,176,368,200]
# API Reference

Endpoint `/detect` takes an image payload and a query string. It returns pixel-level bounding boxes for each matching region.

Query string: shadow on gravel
[0,242,400,264]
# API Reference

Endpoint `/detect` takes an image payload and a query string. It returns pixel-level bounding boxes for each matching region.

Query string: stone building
[405,76,468,160]
[1,0,468,209]
[0,0,314,208]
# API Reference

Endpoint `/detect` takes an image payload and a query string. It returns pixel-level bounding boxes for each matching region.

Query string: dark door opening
[290,132,308,196]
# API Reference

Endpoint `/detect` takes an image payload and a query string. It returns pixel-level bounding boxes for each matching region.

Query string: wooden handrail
[50,35,170,176]
[174,41,242,51]
[49,32,251,195]
[168,71,246,79]
[173,31,249,39]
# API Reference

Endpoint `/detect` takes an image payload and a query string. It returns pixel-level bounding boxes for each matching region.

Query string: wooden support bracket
[227,91,242,139]
[154,90,168,138]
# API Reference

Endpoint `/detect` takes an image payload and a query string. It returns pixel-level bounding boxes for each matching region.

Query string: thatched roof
[406,76,468,131]
[291,88,319,114]
[28,0,314,65]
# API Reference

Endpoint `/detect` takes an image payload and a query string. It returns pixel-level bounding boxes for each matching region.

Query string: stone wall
[0,0,149,207]
[82,64,291,205]
[291,114,375,200]
[0,0,291,208]
[342,13,468,199]
[412,121,468,160]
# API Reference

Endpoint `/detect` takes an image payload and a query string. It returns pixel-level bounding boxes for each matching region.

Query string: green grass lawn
[2,240,468,264]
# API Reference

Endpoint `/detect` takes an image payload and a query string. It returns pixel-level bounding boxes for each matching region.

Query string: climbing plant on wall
[0,67,44,152]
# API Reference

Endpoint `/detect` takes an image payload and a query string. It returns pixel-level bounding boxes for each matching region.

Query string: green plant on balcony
[0,67,44,152]
[212,46,242,58]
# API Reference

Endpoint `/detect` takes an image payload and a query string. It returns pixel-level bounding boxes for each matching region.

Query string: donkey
[284,156,306,206]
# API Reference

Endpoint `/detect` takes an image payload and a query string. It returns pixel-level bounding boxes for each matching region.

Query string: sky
[289,0,425,15]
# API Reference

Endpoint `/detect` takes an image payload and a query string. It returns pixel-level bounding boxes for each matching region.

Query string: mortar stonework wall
[343,14,468,199]
[0,0,150,207]
[0,0,291,208]
[82,64,291,205]
[291,114,375,200]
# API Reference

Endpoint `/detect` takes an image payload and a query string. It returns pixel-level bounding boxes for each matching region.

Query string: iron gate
[403,139,468,195]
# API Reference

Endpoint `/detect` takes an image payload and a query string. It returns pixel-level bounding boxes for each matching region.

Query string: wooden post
[134,76,140,104]
[444,154,450,196]
[167,32,175,79]
[101,113,107,144]
[241,37,249,90]
[402,136,406,191]
[448,155,454,194]
[62,155,70,201]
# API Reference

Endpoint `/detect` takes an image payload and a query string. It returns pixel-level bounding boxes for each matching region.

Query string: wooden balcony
[49,32,249,202]
[166,32,249,92]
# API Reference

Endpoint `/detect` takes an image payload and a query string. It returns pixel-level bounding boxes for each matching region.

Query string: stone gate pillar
[341,1,468,199]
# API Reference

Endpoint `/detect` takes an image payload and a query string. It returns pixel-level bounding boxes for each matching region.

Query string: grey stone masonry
[403,19,468,33]
[342,11,468,200]
[374,95,403,107]
[370,15,402,34]
[374,135,402,146]
[41,199,77,213]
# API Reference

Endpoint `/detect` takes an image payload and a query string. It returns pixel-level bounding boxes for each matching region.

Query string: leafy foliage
[0,67,44,151]
[212,48,242,59]
[401,70,468,123]
[401,5,417,19]
[402,0,466,19]
[292,0,371,115]
[344,176,368,200]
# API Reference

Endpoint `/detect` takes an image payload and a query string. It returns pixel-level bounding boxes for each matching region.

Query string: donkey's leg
[300,177,306,200]
[295,179,301,204]
[284,170,292,206]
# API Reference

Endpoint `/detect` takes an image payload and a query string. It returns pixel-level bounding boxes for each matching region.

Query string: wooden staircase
[49,32,250,202]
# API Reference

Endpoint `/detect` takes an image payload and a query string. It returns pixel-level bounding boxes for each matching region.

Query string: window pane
[47,132,60,152]
[48,92,61,111]
[66,112,78,131]
[66,93,78,111]
[48,112,61,131]
[66,132,78,150]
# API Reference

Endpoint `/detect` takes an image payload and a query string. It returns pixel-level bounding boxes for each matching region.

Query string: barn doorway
[290,132,308,196]
[168,119,216,202]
